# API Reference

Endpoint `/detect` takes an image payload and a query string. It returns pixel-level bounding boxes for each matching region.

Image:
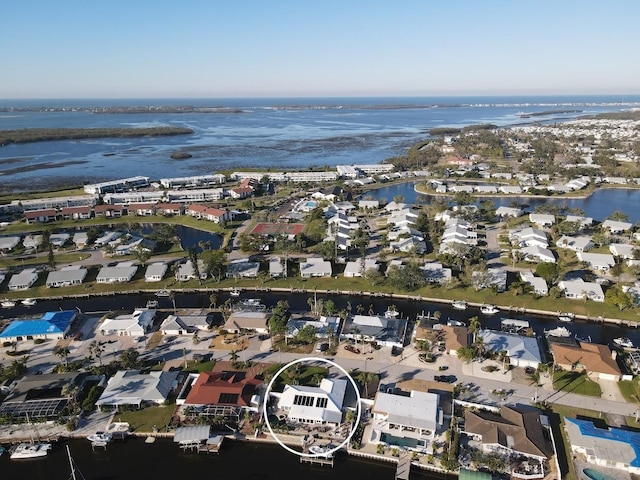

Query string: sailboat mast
[67,445,78,480]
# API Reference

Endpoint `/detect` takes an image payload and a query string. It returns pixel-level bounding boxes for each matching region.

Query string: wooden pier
[300,455,334,467]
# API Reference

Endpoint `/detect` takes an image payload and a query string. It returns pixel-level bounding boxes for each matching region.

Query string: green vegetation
[618,377,640,403]
[0,126,193,145]
[553,370,602,397]
[116,404,175,433]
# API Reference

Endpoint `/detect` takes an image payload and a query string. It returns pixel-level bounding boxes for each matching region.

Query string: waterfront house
[478,329,543,369]
[358,200,379,210]
[344,258,378,278]
[187,204,232,223]
[370,390,442,453]
[8,268,39,291]
[50,233,70,247]
[223,311,269,334]
[300,257,332,278]
[277,378,347,426]
[550,342,621,381]
[286,314,341,340]
[113,236,155,256]
[99,308,156,337]
[529,213,555,228]
[94,230,123,246]
[160,311,213,335]
[565,215,593,229]
[498,185,523,194]
[440,324,470,356]
[46,265,88,288]
[463,405,552,463]
[421,262,452,285]
[0,372,84,420]
[72,232,89,248]
[495,206,523,218]
[181,369,263,417]
[576,252,616,273]
[155,202,184,216]
[175,259,208,281]
[96,263,138,283]
[225,258,260,278]
[340,314,408,349]
[556,235,593,253]
[558,279,605,302]
[269,256,284,278]
[127,202,156,216]
[144,262,168,282]
[471,267,507,292]
[520,271,548,296]
[0,310,76,342]
[601,219,632,234]
[96,369,179,410]
[565,417,640,474]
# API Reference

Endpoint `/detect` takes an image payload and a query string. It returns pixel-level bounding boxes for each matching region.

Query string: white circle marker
[262,357,362,458]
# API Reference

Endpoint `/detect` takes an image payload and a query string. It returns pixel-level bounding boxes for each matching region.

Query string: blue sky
[2,0,639,98]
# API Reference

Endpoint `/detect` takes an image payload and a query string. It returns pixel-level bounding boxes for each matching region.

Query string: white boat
[21,298,37,306]
[558,312,575,323]
[156,290,170,297]
[146,299,159,308]
[501,318,530,334]
[452,300,468,310]
[309,444,334,458]
[229,288,241,297]
[480,304,499,315]
[544,326,572,338]
[1,299,16,308]
[87,431,113,443]
[613,337,635,349]
[10,442,51,459]
[446,319,465,327]
[384,308,399,318]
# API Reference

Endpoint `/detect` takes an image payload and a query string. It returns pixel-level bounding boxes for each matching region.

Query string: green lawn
[553,370,602,397]
[116,404,176,433]
[618,377,640,403]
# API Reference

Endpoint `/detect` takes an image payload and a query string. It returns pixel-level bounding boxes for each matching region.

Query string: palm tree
[53,346,70,367]
[209,293,218,309]
[356,371,376,398]
[356,304,365,315]
[168,290,176,313]
[312,373,324,386]
[468,316,481,344]
[229,350,239,367]
[89,340,105,366]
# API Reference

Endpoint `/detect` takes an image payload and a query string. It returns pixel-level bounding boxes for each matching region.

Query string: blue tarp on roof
[566,417,640,467]
[0,310,76,338]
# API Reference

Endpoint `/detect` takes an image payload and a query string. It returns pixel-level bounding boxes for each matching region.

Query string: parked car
[344,345,361,354]
[315,342,329,353]
[391,346,403,357]
[434,375,457,383]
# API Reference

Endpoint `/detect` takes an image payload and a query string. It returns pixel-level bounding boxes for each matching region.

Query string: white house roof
[145,262,168,279]
[281,378,347,424]
[8,268,38,289]
[576,252,615,269]
[519,246,555,263]
[479,329,542,366]
[96,265,138,282]
[559,279,604,300]
[46,267,87,286]
[601,219,632,232]
[96,370,179,406]
[300,257,332,276]
[0,236,21,250]
[373,390,439,431]
[557,235,593,251]
[609,244,636,259]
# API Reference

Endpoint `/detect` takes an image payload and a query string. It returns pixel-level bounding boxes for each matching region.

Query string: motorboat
[156,290,171,297]
[544,326,572,338]
[452,300,468,310]
[501,318,530,334]
[87,431,113,443]
[229,288,241,297]
[446,319,465,327]
[309,444,334,458]
[613,337,635,349]
[384,308,399,318]
[480,304,499,315]
[10,442,51,459]
[1,299,16,308]
[558,312,575,323]
[21,298,37,306]
[146,299,159,308]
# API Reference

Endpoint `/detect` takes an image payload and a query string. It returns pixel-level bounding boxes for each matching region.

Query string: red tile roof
[61,206,92,214]
[24,209,56,219]
[184,370,262,407]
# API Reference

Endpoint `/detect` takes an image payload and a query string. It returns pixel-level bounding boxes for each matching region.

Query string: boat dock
[300,455,334,467]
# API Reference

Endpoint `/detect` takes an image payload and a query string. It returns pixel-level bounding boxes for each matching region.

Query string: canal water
[364,183,640,224]
[7,290,640,347]
[0,437,453,480]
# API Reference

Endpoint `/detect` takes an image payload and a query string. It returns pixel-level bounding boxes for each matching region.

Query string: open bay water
[1,95,639,190]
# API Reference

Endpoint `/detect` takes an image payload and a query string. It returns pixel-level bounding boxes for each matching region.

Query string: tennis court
[250,222,305,236]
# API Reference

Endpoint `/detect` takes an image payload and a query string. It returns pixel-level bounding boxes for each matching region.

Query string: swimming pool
[380,433,426,449]
[583,468,616,480]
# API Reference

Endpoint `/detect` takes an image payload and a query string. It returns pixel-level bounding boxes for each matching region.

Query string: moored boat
[229,288,241,297]
[613,337,635,349]
[446,318,465,327]
[308,444,334,458]
[146,299,159,308]
[21,298,37,306]
[87,431,113,443]
[558,312,575,323]
[480,304,499,315]
[544,326,572,338]
[452,300,468,310]
[156,290,170,297]
[10,442,51,459]
[1,299,16,308]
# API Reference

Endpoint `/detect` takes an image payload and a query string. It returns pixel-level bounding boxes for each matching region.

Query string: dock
[395,453,412,479]
[300,455,334,467]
